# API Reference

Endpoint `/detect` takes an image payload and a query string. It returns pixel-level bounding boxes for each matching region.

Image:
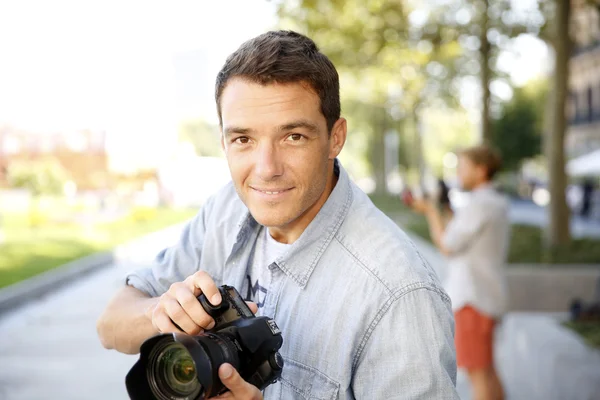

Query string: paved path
[0,225,184,400]
[0,224,599,399]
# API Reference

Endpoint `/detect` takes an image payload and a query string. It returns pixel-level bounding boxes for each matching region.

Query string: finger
[218,363,261,400]
[191,271,221,306]
[163,297,202,335]
[245,301,258,314]
[152,309,183,334]
[174,285,215,329]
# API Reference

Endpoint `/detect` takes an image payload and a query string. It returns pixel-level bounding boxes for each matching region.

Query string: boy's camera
[125,285,284,400]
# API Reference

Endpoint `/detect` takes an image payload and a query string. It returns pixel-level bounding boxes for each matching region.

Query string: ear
[328,118,347,159]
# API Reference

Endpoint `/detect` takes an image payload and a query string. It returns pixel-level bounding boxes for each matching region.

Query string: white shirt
[244,226,291,315]
[442,185,510,317]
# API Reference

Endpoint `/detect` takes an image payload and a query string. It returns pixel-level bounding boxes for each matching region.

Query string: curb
[0,220,192,316]
[0,251,114,315]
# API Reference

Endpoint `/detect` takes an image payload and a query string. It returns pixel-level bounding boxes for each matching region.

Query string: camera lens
[148,341,202,400]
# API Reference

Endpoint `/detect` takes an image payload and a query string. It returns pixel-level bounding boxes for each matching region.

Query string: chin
[249,209,291,228]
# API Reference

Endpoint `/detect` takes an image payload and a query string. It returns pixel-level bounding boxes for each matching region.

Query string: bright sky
[0,0,276,169]
[0,0,548,168]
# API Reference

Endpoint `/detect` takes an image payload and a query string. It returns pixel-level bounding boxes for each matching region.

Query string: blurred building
[0,125,110,190]
[568,0,600,159]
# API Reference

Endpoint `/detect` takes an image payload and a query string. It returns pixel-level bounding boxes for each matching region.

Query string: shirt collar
[230,159,353,288]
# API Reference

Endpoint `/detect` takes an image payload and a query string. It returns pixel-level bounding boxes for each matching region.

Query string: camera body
[126,285,284,400]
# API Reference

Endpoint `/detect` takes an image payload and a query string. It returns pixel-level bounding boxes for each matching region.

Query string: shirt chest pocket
[277,357,340,400]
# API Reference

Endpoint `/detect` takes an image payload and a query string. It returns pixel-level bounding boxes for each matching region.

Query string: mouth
[250,187,294,197]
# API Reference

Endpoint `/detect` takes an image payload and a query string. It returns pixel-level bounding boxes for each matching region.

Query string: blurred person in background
[411,145,509,400]
[97,30,459,399]
[581,178,595,219]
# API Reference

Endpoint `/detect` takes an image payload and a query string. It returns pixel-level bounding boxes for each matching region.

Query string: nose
[254,141,283,181]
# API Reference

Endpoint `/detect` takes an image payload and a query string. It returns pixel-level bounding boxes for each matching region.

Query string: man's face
[456,156,475,190]
[457,155,480,190]
[220,78,345,231]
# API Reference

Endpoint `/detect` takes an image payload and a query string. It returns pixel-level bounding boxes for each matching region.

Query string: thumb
[218,363,252,395]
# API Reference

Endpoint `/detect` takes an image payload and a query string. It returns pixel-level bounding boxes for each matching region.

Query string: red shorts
[454,305,496,370]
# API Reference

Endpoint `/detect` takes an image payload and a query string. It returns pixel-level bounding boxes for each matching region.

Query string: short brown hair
[459,145,502,180]
[215,30,340,132]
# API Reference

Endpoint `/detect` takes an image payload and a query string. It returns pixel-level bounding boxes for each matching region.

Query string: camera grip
[197,288,229,318]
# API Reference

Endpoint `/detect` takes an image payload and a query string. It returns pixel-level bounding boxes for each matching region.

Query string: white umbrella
[566,149,600,177]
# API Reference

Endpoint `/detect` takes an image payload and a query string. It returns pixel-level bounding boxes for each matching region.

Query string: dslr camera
[126,285,284,400]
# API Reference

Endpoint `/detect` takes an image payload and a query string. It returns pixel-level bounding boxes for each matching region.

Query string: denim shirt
[126,161,459,399]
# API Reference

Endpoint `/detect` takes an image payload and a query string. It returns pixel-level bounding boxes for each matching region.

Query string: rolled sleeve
[352,286,459,399]
[125,199,212,297]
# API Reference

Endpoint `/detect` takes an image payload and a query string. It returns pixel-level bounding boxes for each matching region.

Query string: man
[412,145,509,400]
[97,30,458,399]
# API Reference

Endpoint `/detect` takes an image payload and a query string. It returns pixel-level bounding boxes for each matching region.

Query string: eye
[287,133,304,142]
[233,136,250,144]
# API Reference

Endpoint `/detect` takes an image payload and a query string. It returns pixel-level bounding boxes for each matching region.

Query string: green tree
[7,158,69,227]
[491,80,548,171]
[429,0,546,143]
[178,119,222,157]
[7,158,68,197]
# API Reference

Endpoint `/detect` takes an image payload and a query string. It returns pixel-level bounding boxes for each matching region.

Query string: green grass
[369,194,600,265]
[0,207,198,289]
[564,321,600,349]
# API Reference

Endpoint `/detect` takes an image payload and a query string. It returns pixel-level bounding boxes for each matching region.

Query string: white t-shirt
[244,226,291,315]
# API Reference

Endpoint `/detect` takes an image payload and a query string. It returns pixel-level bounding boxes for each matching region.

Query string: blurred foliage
[507,224,600,264]
[421,108,477,176]
[179,119,222,157]
[431,0,546,142]
[564,321,600,349]
[7,158,69,197]
[129,206,159,223]
[491,79,549,171]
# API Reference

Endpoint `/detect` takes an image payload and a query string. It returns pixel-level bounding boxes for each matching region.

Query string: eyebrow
[223,119,320,137]
[277,120,319,134]
[223,126,254,136]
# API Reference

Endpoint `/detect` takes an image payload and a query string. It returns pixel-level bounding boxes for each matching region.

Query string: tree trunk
[546,0,571,247]
[480,0,492,144]
[370,105,388,195]
[414,107,426,189]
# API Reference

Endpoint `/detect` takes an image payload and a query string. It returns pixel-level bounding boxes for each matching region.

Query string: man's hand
[149,271,257,335]
[211,363,263,399]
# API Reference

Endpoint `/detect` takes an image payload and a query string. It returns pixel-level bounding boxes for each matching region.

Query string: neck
[268,161,338,244]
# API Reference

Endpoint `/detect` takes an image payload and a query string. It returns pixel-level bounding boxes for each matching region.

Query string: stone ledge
[507,266,600,312]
